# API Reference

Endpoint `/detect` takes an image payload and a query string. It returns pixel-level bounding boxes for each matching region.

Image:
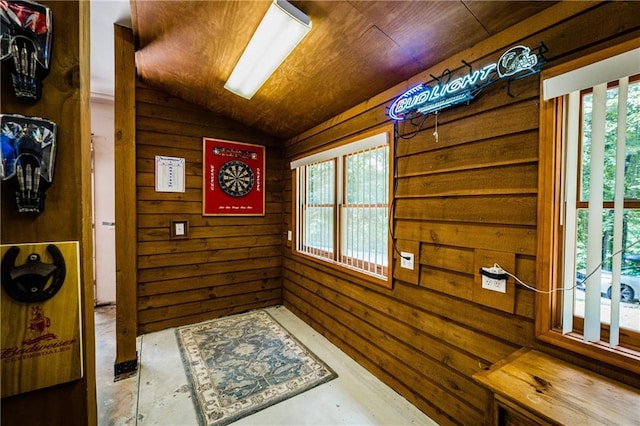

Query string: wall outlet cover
[480,266,507,293]
[481,274,507,293]
[400,252,414,270]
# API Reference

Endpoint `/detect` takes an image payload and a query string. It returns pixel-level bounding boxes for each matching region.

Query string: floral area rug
[175,309,337,426]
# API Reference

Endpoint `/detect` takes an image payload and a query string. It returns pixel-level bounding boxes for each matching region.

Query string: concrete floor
[95,304,438,426]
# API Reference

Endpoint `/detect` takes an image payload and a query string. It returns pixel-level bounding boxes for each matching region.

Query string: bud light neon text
[388,44,545,120]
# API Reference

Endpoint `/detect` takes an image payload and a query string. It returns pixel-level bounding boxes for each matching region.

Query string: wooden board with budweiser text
[1,242,83,397]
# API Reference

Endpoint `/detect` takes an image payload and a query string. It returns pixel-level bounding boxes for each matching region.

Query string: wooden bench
[473,348,640,425]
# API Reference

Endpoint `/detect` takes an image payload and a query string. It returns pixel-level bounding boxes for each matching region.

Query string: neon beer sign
[388,44,546,120]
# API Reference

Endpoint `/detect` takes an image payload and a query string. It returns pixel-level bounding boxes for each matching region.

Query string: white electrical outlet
[400,252,414,270]
[287,230,292,241]
[481,266,507,293]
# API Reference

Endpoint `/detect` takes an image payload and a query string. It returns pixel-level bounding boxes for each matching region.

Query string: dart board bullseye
[217,160,255,197]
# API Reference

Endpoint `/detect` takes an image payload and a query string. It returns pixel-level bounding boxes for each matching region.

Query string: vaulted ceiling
[131,1,556,139]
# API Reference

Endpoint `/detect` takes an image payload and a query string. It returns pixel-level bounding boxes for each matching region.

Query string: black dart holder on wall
[0,0,53,101]
[1,113,57,213]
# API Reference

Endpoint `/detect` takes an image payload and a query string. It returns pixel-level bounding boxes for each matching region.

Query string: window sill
[291,250,392,289]
[536,329,640,374]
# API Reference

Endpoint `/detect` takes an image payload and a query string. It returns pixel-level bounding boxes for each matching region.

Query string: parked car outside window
[576,269,640,303]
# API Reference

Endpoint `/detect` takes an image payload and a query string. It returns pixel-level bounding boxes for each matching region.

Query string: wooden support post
[114,23,138,377]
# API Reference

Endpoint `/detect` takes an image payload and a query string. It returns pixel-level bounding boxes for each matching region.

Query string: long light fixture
[224,0,312,100]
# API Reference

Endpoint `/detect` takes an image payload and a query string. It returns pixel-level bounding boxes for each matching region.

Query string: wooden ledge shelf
[473,348,640,425]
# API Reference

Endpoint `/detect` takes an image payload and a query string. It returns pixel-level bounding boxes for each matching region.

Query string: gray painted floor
[95,305,438,426]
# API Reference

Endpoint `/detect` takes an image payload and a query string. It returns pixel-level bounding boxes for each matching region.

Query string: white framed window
[563,76,640,345]
[537,41,640,373]
[291,128,392,286]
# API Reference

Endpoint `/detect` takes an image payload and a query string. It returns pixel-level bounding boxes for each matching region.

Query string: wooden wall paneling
[138,278,282,309]
[137,223,282,241]
[396,163,538,199]
[138,244,280,269]
[399,100,540,157]
[138,287,281,323]
[137,235,282,255]
[282,281,478,425]
[284,104,390,159]
[419,267,474,300]
[395,196,537,226]
[283,299,456,426]
[396,132,539,179]
[133,80,285,333]
[137,168,202,189]
[136,256,281,284]
[0,1,96,424]
[420,244,474,275]
[282,4,640,424]
[524,2,640,70]
[137,143,201,163]
[284,258,519,365]
[114,23,139,377]
[137,212,283,228]
[136,200,283,217]
[393,220,536,255]
[295,285,485,417]
[138,267,282,297]
[393,83,540,157]
[135,92,283,149]
[139,299,281,334]
[393,279,536,349]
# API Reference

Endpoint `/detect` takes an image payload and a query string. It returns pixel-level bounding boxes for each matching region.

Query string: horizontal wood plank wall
[282,3,640,425]
[135,81,284,334]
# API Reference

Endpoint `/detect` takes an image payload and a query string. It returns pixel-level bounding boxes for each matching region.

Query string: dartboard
[217,160,255,197]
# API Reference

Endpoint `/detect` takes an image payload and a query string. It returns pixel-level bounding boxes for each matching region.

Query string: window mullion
[336,156,343,263]
[358,151,371,270]
[373,150,377,273]
[297,168,304,253]
[329,160,335,260]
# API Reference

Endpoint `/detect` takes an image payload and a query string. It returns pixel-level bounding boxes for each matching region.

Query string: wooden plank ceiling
[131,1,556,139]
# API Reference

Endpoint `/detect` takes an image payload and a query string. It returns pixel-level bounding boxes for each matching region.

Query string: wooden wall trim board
[535,95,561,340]
[0,1,96,424]
[79,1,97,421]
[114,23,139,373]
[282,2,640,424]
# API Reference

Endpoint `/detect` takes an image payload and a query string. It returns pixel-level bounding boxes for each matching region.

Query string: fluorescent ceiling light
[224,0,312,100]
